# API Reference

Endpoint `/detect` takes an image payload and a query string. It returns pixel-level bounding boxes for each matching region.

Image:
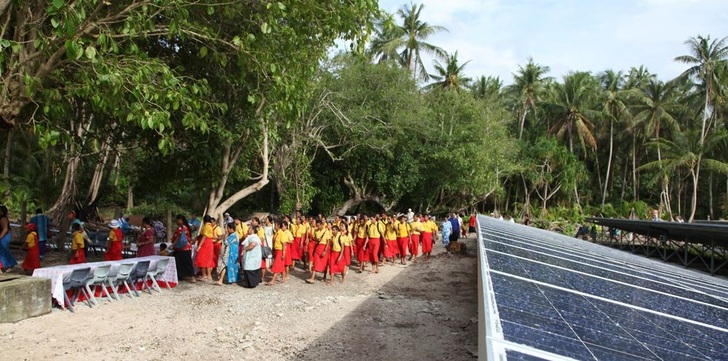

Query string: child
[21,223,40,273]
[158,242,173,256]
[70,222,86,264]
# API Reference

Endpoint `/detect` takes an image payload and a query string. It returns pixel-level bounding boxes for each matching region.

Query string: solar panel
[477,216,728,360]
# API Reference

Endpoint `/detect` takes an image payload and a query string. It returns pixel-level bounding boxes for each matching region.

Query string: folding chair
[142,258,170,293]
[84,264,112,306]
[62,267,92,313]
[108,263,136,300]
[128,260,150,297]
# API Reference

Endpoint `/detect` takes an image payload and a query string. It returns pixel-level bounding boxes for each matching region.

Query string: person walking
[306,219,330,284]
[215,222,239,285]
[267,220,290,286]
[21,222,40,273]
[240,225,263,288]
[105,220,124,261]
[136,217,156,257]
[29,208,48,260]
[0,206,17,272]
[172,214,195,283]
[328,226,346,284]
[194,215,215,282]
[395,215,411,265]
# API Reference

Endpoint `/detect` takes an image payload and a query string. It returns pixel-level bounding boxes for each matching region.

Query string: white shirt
[241,234,262,271]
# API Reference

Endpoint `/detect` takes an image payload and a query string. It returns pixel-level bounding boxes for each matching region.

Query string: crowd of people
[0,206,476,288]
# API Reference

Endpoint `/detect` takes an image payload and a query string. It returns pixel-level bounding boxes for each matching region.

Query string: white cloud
[378,0,728,84]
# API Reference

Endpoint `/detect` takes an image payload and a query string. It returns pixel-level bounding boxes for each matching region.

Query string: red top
[173,225,192,251]
[469,215,476,227]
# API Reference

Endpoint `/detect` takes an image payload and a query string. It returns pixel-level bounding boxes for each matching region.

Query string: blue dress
[225,234,239,283]
[441,221,452,246]
[0,223,17,269]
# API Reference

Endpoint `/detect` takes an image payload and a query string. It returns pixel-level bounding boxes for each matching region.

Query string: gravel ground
[0,238,478,361]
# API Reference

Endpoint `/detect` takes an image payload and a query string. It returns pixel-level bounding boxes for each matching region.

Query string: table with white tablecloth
[32,256,178,307]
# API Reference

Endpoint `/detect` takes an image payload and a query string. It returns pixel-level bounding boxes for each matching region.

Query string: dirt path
[0,239,478,361]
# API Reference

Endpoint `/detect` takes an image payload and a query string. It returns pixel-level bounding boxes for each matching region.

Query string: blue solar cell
[480,217,728,360]
[505,350,550,361]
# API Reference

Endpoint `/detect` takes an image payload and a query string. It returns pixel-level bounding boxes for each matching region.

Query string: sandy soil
[0,238,478,361]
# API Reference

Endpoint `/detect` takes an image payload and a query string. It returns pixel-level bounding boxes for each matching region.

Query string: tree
[547,72,600,155]
[633,79,681,217]
[598,70,631,209]
[425,51,471,91]
[675,35,728,143]
[470,75,503,100]
[507,58,552,139]
[368,13,405,64]
[396,2,448,80]
[640,129,728,222]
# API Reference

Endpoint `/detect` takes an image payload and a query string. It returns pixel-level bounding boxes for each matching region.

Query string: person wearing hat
[105,219,124,261]
[21,222,40,273]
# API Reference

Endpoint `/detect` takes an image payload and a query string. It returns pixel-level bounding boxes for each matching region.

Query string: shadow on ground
[291,240,479,361]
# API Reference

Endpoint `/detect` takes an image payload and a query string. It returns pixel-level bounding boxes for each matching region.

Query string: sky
[374,0,728,85]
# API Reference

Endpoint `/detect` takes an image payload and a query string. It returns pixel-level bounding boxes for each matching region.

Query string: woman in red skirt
[328,226,346,284]
[409,216,422,263]
[69,223,86,264]
[290,216,303,265]
[341,224,353,269]
[421,215,437,259]
[267,220,290,285]
[396,215,410,265]
[21,223,40,273]
[105,220,124,261]
[281,216,294,281]
[383,216,397,266]
[355,216,369,272]
[194,215,216,282]
[306,219,330,284]
[306,216,317,272]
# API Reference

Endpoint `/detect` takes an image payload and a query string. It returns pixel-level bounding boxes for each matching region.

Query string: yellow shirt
[213,225,223,242]
[357,221,368,239]
[385,221,397,241]
[296,222,309,238]
[410,220,423,235]
[315,228,331,245]
[25,232,37,248]
[396,221,411,238]
[256,227,265,240]
[273,229,291,250]
[367,221,384,238]
[72,232,84,250]
[331,234,342,252]
[425,220,438,233]
[108,230,120,243]
[341,234,353,247]
[235,222,248,240]
[283,229,294,244]
[201,223,214,238]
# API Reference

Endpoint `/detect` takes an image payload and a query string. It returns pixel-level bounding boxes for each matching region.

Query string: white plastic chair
[108,263,136,300]
[84,264,112,306]
[142,258,170,293]
[128,260,151,296]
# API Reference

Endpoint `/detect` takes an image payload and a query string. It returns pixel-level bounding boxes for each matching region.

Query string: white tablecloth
[32,256,178,307]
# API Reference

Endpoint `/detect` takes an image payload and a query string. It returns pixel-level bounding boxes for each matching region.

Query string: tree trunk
[632,133,637,201]
[708,173,714,219]
[688,161,701,223]
[3,128,12,198]
[127,143,136,210]
[518,105,528,139]
[47,155,80,246]
[601,119,614,209]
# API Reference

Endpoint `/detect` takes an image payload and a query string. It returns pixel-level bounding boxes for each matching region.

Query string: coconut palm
[470,75,503,99]
[425,51,471,91]
[546,72,600,155]
[368,13,405,64]
[640,128,728,222]
[396,2,448,81]
[598,70,631,209]
[675,35,728,142]
[507,58,552,139]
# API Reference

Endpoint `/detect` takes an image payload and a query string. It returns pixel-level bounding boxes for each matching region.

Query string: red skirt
[421,232,433,253]
[329,250,344,275]
[343,245,352,265]
[397,237,409,257]
[284,243,293,266]
[410,234,420,256]
[307,241,316,262]
[383,239,397,258]
[271,249,285,273]
[70,248,86,264]
[313,244,328,273]
[105,241,123,261]
[356,237,369,263]
[22,245,40,271]
[261,258,267,269]
[194,238,215,268]
[213,242,223,267]
[367,238,381,264]
[291,237,303,260]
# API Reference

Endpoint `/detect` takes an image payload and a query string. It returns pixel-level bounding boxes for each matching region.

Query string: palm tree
[396,2,448,81]
[470,75,503,99]
[675,35,728,143]
[368,13,405,64]
[547,72,600,155]
[425,51,471,91]
[640,128,728,222]
[633,79,682,217]
[598,70,631,209]
[507,58,551,139]
[625,65,656,90]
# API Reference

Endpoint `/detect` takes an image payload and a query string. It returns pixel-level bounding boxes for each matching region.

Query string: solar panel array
[477,216,728,360]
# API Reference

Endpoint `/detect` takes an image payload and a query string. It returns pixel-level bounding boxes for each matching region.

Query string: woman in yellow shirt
[69,223,86,264]
[355,216,370,272]
[383,215,397,266]
[267,221,291,286]
[395,215,411,265]
[409,215,423,263]
[340,223,354,269]
[422,215,438,260]
[195,215,215,282]
[21,223,40,273]
[306,219,330,284]
[328,225,346,283]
